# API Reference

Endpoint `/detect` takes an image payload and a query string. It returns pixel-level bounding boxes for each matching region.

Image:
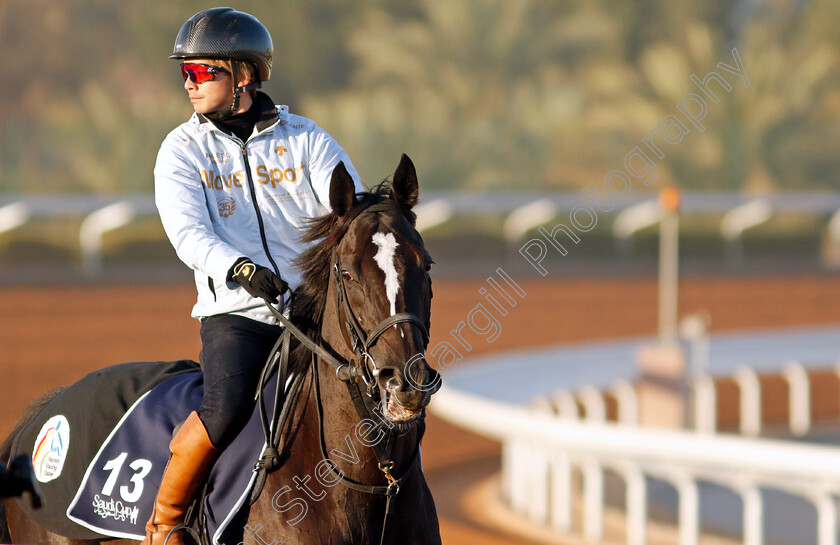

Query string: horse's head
[324,155,441,424]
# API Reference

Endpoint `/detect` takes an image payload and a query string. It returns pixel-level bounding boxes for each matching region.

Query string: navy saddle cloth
[10,360,278,545]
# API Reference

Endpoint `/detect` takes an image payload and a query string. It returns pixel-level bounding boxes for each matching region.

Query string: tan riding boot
[141,411,221,545]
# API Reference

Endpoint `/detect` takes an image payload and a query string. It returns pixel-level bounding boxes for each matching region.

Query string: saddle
[10,360,282,545]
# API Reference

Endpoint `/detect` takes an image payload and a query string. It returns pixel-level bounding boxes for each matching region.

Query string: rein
[250,200,430,544]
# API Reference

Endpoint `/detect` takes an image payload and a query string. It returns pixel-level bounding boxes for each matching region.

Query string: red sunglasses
[180,63,230,84]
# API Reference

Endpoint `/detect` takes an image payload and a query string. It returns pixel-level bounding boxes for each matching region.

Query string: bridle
[250,200,435,545]
[331,202,431,396]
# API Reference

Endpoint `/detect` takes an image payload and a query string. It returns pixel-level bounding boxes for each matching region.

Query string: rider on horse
[146,8,363,545]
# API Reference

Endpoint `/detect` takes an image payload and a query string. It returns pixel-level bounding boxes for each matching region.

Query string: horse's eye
[341,270,354,282]
[424,259,434,272]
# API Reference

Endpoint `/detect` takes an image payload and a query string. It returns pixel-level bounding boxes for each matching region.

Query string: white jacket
[154,93,363,324]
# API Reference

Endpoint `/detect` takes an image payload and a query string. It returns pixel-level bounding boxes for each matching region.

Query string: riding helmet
[170,7,273,83]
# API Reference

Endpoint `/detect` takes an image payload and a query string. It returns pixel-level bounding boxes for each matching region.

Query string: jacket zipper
[241,146,281,276]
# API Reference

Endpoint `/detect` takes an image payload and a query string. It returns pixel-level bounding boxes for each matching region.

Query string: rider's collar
[197,91,281,134]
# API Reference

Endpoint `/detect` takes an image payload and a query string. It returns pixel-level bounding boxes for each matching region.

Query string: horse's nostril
[377,368,404,392]
[385,374,403,392]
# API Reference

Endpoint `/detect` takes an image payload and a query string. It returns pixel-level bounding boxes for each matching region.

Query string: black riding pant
[197,314,281,448]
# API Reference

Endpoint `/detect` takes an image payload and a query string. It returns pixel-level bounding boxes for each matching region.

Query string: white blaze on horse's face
[371,231,400,320]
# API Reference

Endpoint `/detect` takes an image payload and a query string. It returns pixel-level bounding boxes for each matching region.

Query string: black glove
[230,258,288,302]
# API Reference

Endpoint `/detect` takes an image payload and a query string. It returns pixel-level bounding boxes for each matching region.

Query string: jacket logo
[275,146,288,157]
[200,164,307,192]
[206,152,231,164]
[218,196,236,218]
[256,163,306,187]
[201,170,244,189]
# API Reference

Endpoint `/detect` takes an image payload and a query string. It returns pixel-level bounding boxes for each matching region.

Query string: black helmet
[170,8,273,83]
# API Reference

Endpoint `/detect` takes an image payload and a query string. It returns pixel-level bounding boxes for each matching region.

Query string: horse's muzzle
[378,359,441,422]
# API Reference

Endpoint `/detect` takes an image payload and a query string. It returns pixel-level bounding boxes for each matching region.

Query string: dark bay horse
[1,154,442,545]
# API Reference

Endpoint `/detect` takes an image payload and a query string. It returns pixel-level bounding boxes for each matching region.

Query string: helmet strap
[205,60,261,120]
[228,60,241,116]
[226,60,262,116]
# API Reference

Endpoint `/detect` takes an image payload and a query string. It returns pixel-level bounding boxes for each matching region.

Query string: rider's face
[182,59,234,115]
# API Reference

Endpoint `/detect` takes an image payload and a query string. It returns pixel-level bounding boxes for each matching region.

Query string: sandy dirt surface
[2,275,839,544]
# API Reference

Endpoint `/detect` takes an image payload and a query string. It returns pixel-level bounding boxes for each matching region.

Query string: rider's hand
[230,258,288,302]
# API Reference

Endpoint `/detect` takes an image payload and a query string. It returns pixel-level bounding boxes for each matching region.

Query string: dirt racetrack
[2,275,840,544]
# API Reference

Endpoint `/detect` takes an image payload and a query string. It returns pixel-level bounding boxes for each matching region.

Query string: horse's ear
[329,161,357,217]
[391,154,419,209]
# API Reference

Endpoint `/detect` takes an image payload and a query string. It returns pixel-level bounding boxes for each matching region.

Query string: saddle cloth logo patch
[33,415,70,483]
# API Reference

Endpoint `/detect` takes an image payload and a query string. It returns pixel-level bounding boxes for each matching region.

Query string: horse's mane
[287,181,415,372]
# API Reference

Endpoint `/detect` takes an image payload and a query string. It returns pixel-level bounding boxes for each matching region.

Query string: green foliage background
[2,0,840,194]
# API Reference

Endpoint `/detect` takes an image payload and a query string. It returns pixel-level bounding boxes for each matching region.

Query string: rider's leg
[197,314,280,447]
[141,315,279,545]
[141,411,219,545]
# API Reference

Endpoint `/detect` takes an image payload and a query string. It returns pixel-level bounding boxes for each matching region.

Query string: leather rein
[250,201,431,542]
